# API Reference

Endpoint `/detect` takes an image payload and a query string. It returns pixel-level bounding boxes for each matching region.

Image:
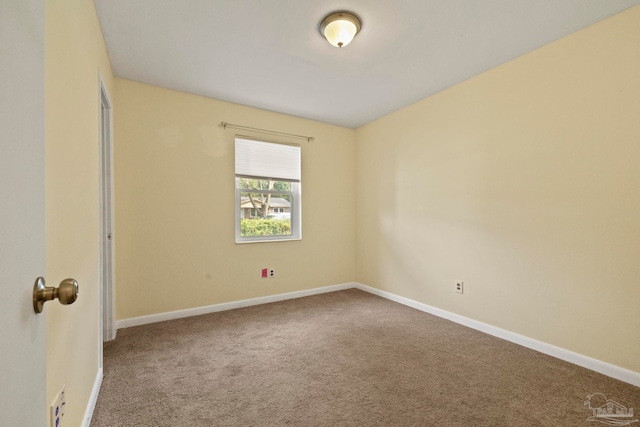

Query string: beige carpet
[91,289,638,426]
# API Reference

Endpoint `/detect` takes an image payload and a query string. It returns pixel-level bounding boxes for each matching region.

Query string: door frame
[99,75,115,354]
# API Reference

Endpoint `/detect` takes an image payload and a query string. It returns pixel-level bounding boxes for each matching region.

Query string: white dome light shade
[320,12,361,48]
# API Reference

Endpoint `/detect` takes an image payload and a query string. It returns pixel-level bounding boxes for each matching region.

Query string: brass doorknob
[33,277,79,314]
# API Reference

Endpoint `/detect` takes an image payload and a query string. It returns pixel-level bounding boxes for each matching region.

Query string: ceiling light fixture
[320,11,361,48]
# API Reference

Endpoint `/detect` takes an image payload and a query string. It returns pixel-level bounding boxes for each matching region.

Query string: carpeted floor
[91,289,639,426]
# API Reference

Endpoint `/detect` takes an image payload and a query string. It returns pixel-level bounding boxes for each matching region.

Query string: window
[235,137,301,242]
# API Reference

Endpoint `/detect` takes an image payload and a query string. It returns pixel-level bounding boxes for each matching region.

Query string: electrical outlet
[261,268,275,278]
[456,281,464,294]
[268,269,275,278]
[50,385,65,427]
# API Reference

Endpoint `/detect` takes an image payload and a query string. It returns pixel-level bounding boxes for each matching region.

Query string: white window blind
[235,138,301,182]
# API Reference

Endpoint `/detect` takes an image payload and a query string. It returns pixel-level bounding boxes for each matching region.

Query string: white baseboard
[116,282,356,329]
[82,367,103,427]
[354,282,640,388]
[114,281,639,387]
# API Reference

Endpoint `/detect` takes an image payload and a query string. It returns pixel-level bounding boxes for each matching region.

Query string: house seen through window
[235,137,301,242]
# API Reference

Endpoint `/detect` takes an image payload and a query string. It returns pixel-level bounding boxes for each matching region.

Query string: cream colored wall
[355,6,640,374]
[114,79,355,320]
[45,0,114,425]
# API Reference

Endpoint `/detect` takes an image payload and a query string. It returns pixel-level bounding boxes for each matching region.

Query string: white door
[0,1,47,426]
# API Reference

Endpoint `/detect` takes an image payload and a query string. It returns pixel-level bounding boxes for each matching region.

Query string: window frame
[235,179,301,243]
[234,137,301,243]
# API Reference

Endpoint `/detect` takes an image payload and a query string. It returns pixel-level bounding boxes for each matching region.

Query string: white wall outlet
[456,281,464,294]
[261,268,275,278]
[50,385,65,427]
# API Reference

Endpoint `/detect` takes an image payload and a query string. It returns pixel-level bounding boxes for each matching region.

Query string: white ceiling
[94,0,640,128]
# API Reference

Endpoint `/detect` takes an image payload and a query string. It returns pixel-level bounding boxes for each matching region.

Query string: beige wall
[114,79,356,320]
[355,6,640,373]
[45,0,114,425]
